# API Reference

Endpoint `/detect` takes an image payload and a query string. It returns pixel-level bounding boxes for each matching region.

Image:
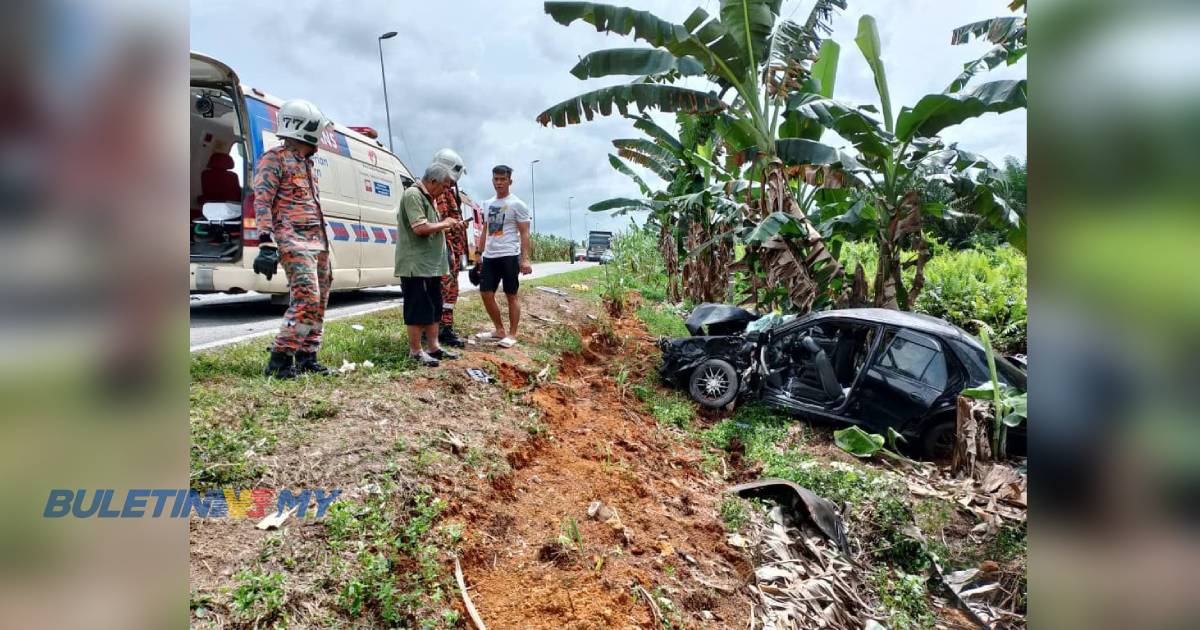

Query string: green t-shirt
[394,184,449,278]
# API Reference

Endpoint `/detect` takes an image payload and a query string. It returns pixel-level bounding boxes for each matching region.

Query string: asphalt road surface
[190,261,594,352]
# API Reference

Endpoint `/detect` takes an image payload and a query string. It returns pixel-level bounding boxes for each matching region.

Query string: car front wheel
[689,358,739,409]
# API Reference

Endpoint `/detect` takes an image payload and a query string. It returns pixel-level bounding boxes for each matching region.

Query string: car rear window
[878,331,948,390]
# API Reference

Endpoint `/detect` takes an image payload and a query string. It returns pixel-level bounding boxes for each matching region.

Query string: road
[190,261,593,352]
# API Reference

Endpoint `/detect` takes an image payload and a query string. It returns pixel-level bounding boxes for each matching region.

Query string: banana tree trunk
[752,160,844,314]
[872,192,926,311]
[682,218,730,304]
[659,221,681,303]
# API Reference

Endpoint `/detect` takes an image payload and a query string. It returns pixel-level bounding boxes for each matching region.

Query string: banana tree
[947,0,1027,93]
[538,0,851,313]
[592,112,738,304]
[791,15,1027,310]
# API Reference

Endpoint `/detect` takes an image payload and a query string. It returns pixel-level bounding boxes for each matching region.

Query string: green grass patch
[702,403,933,572]
[633,382,696,430]
[871,568,934,629]
[231,569,287,627]
[544,325,583,355]
[327,485,461,628]
[719,496,750,531]
[635,304,689,338]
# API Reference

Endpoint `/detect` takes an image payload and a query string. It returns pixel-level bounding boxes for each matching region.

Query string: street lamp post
[529,159,540,234]
[377,32,398,153]
[568,196,574,264]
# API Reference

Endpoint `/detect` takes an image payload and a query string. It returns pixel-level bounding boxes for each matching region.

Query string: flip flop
[498,337,518,349]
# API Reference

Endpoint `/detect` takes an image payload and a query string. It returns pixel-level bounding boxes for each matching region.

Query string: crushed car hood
[685,303,761,336]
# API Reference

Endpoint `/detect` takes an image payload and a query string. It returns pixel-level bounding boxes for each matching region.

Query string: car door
[853,328,950,434]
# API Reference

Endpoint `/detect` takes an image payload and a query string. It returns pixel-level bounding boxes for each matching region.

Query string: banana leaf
[537,83,723,127]
[570,48,704,79]
[895,79,1027,141]
[855,15,894,133]
[719,0,782,67]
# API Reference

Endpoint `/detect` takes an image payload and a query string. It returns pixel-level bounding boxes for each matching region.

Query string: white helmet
[429,148,466,182]
[276,99,331,146]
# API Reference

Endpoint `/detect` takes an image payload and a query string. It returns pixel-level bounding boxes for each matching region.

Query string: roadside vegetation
[190,268,605,628]
[528,232,576,262]
[191,0,1028,626]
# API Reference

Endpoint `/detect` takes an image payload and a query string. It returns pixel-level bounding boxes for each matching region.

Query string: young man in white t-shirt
[475,164,532,348]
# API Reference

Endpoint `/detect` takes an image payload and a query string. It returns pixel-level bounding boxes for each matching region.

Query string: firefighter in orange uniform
[251,99,336,378]
[436,187,469,347]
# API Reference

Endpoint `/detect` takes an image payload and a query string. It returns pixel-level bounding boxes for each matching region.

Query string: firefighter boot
[264,351,297,379]
[438,325,466,348]
[295,351,334,375]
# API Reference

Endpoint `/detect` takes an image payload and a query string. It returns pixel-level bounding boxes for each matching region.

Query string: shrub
[610,228,668,300]
[837,241,1027,352]
[530,233,574,262]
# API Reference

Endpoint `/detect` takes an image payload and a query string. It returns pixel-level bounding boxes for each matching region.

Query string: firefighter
[435,186,468,347]
[251,99,335,378]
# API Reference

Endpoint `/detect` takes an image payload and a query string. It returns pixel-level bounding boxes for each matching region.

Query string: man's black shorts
[400,276,442,325]
[480,255,520,294]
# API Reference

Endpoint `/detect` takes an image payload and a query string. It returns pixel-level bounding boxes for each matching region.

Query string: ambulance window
[400,176,414,189]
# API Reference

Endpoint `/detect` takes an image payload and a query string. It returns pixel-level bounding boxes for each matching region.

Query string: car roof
[801,308,975,343]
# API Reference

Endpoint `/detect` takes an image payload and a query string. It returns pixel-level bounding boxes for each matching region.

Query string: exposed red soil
[447,317,753,629]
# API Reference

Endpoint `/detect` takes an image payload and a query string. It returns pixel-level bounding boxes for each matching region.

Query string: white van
[191,52,461,295]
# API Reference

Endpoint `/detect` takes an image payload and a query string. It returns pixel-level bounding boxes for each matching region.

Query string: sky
[191,0,1026,242]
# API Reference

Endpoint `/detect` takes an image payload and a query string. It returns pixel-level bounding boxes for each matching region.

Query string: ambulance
[189,52,480,294]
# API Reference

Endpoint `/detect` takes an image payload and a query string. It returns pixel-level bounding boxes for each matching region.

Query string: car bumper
[190,263,288,293]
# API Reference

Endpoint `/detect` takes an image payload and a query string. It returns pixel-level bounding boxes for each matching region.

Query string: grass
[231,569,287,626]
[635,304,689,338]
[190,265,609,627]
[633,379,696,430]
[558,516,585,555]
[719,496,749,531]
[871,568,935,629]
[326,485,461,628]
[544,325,583,355]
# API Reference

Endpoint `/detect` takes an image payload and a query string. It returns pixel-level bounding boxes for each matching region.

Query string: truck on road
[585,231,613,263]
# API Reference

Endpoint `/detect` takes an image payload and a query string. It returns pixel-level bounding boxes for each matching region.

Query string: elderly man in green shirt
[395,149,466,367]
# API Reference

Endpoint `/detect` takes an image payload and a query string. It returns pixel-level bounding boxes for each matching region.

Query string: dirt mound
[449,317,752,629]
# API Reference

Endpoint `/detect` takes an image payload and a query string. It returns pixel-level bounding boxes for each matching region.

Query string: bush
[837,241,1027,352]
[610,228,668,300]
[529,233,574,262]
[916,245,1026,352]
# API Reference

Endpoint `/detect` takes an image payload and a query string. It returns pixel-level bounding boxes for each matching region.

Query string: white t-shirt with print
[481,193,531,259]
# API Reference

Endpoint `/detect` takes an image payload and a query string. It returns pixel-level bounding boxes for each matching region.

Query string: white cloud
[191,0,1026,240]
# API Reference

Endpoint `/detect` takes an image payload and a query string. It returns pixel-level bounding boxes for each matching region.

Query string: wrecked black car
[658,304,1027,458]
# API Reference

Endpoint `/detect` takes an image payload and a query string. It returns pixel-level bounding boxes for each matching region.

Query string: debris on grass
[744,505,875,628]
[255,505,297,531]
[465,368,493,383]
[535,286,569,297]
[455,556,488,630]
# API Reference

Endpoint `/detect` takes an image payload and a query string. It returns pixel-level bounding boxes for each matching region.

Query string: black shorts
[480,255,520,294]
[400,276,442,325]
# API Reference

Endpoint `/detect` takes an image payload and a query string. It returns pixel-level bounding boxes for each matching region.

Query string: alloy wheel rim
[701,367,728,400]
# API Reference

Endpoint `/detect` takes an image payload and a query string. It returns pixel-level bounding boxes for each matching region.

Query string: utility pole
[530,159,540,233]
[377,32,398,153]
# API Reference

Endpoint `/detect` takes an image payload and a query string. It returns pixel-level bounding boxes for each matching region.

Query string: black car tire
[689,359,739,409]
[921,419,957,460]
